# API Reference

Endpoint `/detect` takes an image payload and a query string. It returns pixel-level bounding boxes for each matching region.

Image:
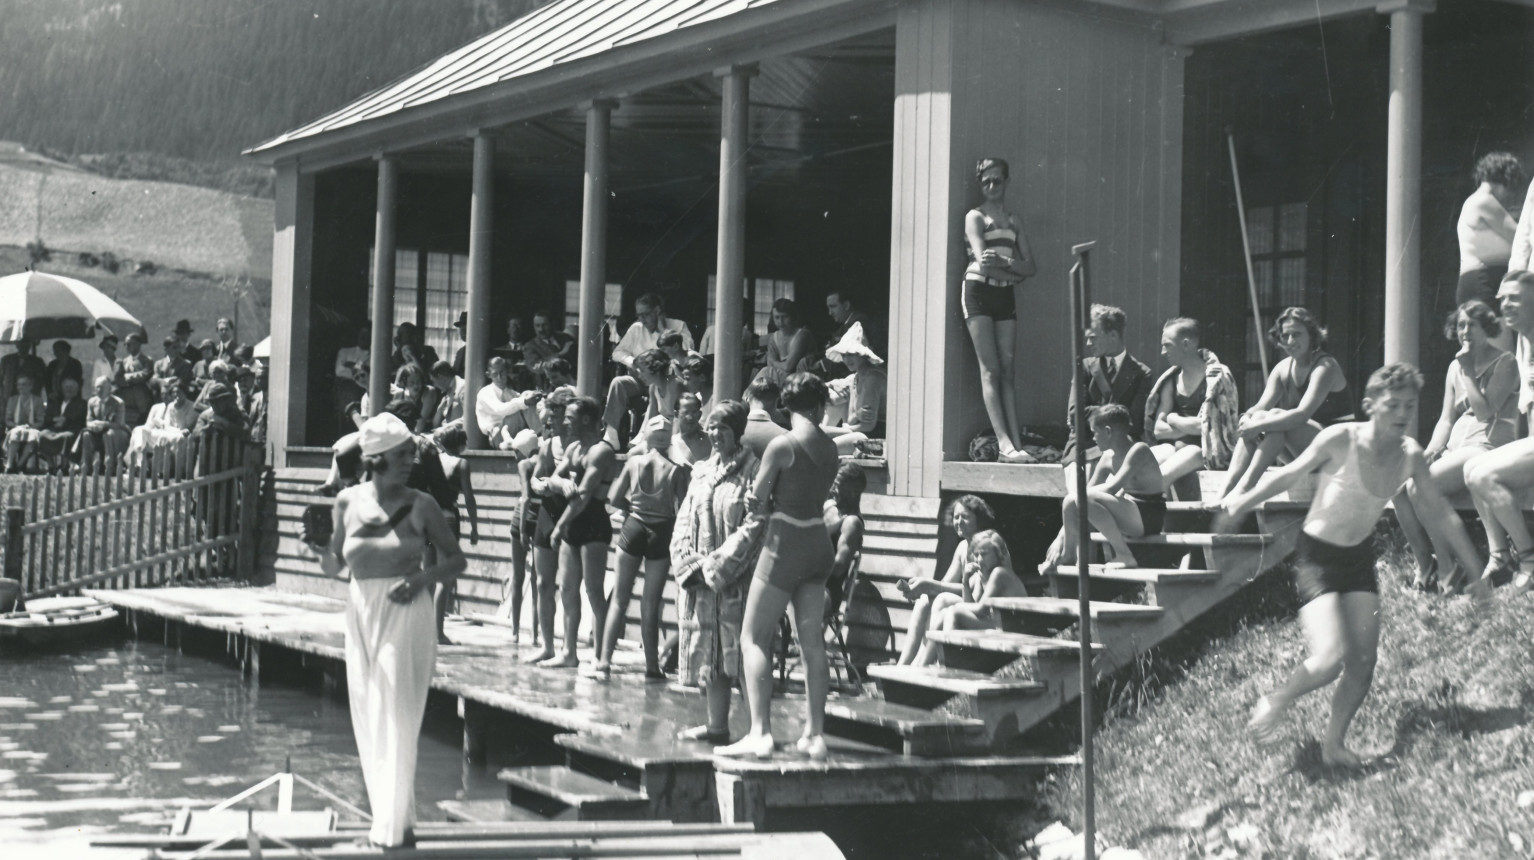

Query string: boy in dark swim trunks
[1220,364,1482,768]
[546,395,618,670]
[1045,404,1164,572]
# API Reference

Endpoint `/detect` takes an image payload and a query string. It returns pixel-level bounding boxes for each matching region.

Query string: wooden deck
[86,585,1065,830]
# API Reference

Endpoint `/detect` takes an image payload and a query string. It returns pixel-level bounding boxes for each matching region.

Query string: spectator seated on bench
[603,348,679,450]
[895,494,994,665]
[2,375,45,474]
[34,376,86,475]
[1144,317,1238,494]
[78,375,131,476]
[127,379,200,475]
[821,323,886,456]
[476,358,541,451]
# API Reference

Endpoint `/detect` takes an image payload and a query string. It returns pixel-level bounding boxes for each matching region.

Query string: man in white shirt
[611,293,693,369]
[475,357,541,449]
[333,324,370,435]
[821,322,887,455]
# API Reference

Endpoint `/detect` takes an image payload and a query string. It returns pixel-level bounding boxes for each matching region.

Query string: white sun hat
[824,322,883,365]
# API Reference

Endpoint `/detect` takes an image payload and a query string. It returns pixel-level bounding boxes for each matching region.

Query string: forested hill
[0,0,556,163]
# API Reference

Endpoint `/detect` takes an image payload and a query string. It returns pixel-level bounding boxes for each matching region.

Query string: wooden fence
[2,433,264,598]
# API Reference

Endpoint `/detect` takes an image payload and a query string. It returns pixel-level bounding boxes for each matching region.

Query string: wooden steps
[1053,564,1222,585]
[438,797,550,823]
[499,764,651,821]
[822,698,989,756]
[864,664,1045,714]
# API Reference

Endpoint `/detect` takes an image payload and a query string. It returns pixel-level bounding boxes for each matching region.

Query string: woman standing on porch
[321,412,465,848]
[961,157,1037,464]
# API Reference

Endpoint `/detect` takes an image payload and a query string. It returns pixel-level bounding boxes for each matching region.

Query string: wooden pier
[86,585,1067,836]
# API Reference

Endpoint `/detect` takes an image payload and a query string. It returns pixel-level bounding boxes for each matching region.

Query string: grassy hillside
[0,246,269,350]
[1040,531,1534,859]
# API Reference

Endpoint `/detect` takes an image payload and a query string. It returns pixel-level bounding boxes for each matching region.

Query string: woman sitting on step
[908,530,1027,667]
[894,494,994,666]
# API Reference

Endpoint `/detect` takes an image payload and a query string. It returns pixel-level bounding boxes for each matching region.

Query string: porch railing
[2,434,265,598]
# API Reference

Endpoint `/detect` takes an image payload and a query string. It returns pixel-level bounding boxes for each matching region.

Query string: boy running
[1220,364,1482,768]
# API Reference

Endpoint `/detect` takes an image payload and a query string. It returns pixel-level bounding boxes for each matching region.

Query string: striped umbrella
[0,271,145,342]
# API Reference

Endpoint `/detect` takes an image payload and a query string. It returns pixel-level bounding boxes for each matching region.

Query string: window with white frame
[368,246,468,362]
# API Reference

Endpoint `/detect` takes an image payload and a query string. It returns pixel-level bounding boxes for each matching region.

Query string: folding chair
[774,552,863,688]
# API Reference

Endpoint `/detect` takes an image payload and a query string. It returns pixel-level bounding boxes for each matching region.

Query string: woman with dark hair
[1399,300,1517,591]
[319,412,465,848]
[672,399,764,743]
[823,463,867,612]
[1217,307,1351,501]
[755,299,815,388]
[718,373,839,760]
[897,493,994,665]
[962,156,1037,463]
[1457,152,1526,306]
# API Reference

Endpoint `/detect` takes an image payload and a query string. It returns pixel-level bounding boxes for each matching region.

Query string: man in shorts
[543,396,617,669]
[1221,364,1481,768]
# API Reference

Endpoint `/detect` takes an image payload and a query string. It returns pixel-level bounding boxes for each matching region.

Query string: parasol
[0,271,145,343]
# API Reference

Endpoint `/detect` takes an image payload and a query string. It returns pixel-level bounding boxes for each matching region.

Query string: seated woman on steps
[908,530,1026,667]
[894,494,994,666]
[1219,363,1482,769]
[1041,404,1165,573]
[1218,307,1352,502]
[1398,300,1516,592]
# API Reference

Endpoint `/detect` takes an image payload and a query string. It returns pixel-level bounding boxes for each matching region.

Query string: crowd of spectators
[0,317,265,476]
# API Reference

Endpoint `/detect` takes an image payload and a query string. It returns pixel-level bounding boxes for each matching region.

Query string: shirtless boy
[1220,364,1482,768]
[1045,403,1166,572]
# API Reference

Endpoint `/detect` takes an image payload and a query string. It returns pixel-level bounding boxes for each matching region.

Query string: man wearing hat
[0,338,46,410]
[113,331,155,427]
[191,339,217,390]
[174,320,201,365]
[821,322,887,455]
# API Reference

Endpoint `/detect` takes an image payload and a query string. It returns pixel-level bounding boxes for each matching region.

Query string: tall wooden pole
[268,163,313,467]
[369,155,398,416]
[577,101,615,400]
[712,65,755,404]
[464,133,495,448]
[1069,241,1097,860]
[1381,0,1432,366]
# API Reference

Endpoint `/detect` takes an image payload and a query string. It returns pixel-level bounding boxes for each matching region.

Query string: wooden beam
[369,156,398,416]
[1163,0,1381,45]
[268,164,313,466]
[712,66,755,403]
[1382,0,1432,365]
[464,134,495,448]
[577,101,615,400]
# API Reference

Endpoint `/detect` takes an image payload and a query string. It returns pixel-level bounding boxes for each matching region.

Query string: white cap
[510,427,540,458]
[358,413,414,457]
[825,322,883,365]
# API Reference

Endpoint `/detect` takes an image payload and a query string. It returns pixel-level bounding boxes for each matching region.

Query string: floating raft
[0,595,120,648]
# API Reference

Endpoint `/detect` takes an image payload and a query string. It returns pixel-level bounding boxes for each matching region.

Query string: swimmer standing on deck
[1219,363,1483,768]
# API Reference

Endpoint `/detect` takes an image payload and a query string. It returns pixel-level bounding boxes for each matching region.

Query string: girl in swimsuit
[962,157,1038,464]
[1399,300,1517,591]
[897,494,995,665]
[1218,307,1350,501]
[1220,364,1482,769]
[1056,404,1165,570]
[909,530,1027,667]
[718,373,839,760]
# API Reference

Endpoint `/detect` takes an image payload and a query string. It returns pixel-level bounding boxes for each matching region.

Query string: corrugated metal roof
[248,0,789,155]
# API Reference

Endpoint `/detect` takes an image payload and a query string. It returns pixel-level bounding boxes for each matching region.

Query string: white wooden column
[464,133,495,448]
[577,100,615,399]
[267,163,313,468]
[1380,0,1432,366]
[369,155,399,416]
[712,65,756,404]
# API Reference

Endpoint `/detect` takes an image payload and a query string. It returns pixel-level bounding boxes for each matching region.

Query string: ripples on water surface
[0,639,488,858]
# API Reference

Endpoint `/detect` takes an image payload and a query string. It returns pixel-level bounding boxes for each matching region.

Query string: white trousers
[345,576,436,847]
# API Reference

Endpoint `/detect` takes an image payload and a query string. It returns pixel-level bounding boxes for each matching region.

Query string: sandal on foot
[1411,560,1437,592]
[1483,550,1516,590]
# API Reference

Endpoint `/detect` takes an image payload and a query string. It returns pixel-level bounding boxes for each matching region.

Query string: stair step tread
[824,698,986,733]
[866,664,1046,695]
[1054,565,1222,583]
[1163,500,1308,512]
[1090,531,1272,546]
[924,629,1102,655]
[497,765,647,805]
[982,596,1164,618]
[437,798,550,823]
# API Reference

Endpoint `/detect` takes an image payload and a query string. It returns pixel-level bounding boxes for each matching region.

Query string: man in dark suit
[1062,303,1152,463]
[44,340,84,403]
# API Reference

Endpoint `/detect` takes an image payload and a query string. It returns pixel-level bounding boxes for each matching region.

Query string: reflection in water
[0,640,494,857]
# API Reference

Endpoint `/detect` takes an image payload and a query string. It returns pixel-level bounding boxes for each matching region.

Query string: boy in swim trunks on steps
[1219,364,1483,769]
[1044,403,1165,573]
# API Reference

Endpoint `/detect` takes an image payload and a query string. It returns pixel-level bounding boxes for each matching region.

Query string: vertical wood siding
[887,0,1184,496]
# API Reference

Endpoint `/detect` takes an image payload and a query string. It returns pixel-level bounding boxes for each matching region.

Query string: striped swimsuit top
[964,211,1023,287]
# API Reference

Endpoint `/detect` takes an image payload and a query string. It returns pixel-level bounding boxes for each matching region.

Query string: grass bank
[1040,529,1534,858]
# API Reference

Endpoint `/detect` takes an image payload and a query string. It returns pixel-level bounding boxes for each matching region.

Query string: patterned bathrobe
[670,447,763,687]
[1143,347,1240,470]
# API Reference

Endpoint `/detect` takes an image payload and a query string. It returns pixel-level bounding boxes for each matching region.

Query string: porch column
[712,65,756,403]
[464,133,494,448]
[268,163,313,468]
[577,100,616,399]
[1380,0,1433,366]
[369,154,399,416]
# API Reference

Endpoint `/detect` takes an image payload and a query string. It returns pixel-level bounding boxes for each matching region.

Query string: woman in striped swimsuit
[963,157,1037,464]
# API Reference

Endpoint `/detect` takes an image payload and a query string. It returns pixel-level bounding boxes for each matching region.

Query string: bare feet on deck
[1102,557,1139,570]
[1246,696,1287,746]
[714,732,774,759]
[526,648,556,663]
[677,724,729,743]
[795,734,828,760]
[536,653,580,669]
